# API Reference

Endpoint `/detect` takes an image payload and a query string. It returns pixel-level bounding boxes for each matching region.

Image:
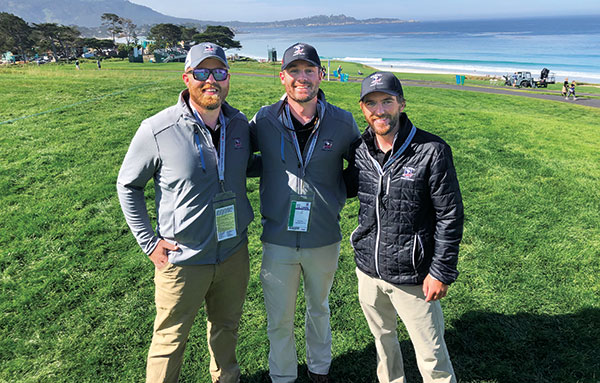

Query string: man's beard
[193,83,228,110]
[199,94,221,110]
[288,81,318,104]
[372,112,400,136]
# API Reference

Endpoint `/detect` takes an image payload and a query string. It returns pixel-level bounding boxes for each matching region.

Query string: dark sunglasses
[188,68,229,81]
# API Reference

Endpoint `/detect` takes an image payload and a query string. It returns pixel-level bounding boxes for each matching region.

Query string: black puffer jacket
[347,113,463,285]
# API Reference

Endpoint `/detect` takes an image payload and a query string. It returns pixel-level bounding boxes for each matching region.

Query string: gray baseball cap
[185,42,229,70]
[360,71,404,101]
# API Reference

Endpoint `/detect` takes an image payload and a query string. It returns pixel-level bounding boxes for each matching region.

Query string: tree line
[0,12,241,62]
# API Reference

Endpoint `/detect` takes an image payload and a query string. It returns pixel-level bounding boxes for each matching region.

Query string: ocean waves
[236,16,600,83]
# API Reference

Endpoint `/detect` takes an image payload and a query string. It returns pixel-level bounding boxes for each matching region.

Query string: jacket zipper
[365,152,386,279]
[374,173,383,278]
[193,122,223,263]
[386,174,391,195]
[365,127,416,279]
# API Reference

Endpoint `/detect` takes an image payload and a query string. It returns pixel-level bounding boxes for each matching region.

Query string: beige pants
[146,244,250,383]
[260,242,340,383]
[356,268,456,383]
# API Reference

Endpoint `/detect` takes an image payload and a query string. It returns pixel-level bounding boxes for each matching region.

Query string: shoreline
[361,62,599,85]
[369,64,483,77]
[240,53,599,84]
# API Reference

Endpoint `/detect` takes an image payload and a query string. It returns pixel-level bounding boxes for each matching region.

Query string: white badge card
[287,194,314,232]
[213,191,238,242]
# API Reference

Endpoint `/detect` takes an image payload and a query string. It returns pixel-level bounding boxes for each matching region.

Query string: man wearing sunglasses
[249,43,361,383]
[117,42,254,383]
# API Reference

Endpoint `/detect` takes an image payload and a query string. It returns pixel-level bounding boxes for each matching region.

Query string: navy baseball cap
[360,71,404,101]
[185,42,229,70]
[281,42,321,70]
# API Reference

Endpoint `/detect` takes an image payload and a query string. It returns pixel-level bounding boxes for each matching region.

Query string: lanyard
[369,124,417,175]
[282,100,324,179]
[383,124,416,171]
[192,108,228,189]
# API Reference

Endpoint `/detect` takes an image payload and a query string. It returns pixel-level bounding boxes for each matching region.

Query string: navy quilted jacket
[347,113,463,285]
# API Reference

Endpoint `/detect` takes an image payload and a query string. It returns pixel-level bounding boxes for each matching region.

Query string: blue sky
[129,0,600,22]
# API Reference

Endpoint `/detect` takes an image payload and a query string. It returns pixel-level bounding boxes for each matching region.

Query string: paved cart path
[233,72,599,108]
[395,79,600,108]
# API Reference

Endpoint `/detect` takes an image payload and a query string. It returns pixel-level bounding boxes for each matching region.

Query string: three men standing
[347,72,464,383]
[250,43,361,383]
[118,41,462,383]
[117,43,254,383]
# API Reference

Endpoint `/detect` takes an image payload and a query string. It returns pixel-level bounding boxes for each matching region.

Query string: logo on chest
[400,167,416,181]
[233,137,243,149]
[322,139,333,151]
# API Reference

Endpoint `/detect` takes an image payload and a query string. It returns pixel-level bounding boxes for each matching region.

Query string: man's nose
[296,71,309,81]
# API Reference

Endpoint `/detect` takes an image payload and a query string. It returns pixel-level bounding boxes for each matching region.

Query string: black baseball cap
[360,71,404,101]
[281,42,321,70]
[185,42,229,70]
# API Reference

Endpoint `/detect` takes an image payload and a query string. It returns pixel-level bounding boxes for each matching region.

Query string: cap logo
[370,74,383,87]
[293,44,305,56]
[204,45,215,53]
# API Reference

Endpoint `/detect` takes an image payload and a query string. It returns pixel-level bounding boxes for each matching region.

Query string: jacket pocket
[350,225,360,250]
[411,234,425,273]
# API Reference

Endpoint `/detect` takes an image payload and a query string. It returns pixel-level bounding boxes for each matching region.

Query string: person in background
[566,80,577,100]
[249,42,361,383]
[346,71,464,383]
[117,42,254,383]
[562,78,569,97]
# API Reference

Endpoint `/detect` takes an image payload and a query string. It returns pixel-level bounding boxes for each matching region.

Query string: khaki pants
[356,268,456,383]
[260,242,340,383]
[146,244,250,383]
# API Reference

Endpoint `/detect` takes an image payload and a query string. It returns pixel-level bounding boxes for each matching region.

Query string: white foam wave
[339,57,383,63]
[357,59,600,83]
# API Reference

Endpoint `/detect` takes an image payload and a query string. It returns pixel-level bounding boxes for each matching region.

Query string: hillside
[0,0,409,29]
[0,0,200,26]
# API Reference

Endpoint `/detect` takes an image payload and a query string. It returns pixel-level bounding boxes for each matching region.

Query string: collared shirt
[364,114,411,167]
[290,113,318,153]
[207,123,221,151]
[189,103,222,151]
[365,133,394,167]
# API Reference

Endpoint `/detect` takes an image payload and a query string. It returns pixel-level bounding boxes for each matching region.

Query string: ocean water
[235,15,600,83]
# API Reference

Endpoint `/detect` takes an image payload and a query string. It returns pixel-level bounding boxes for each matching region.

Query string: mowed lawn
[0,61,599,383]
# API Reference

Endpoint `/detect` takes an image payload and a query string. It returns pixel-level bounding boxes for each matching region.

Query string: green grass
[1,60,599,383]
